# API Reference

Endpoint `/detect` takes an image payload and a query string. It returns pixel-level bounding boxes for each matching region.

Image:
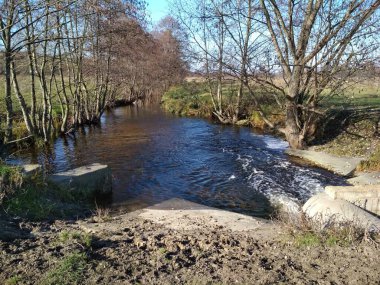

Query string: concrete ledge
[325,185,380,216]
[50,163,112,196]
[286,149,363,176]
[348,172,380,185]
[303,193,380,231]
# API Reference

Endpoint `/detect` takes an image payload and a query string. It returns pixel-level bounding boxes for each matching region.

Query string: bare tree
[259,0,380,148]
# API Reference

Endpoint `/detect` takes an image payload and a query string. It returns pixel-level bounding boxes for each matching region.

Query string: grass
[41,252,88,285]
[320,80,380,108]
[279,211,379,248]
[314,119,376,157]
[0,162,23,203]
[357,144,380,171]
[4,275,23,285]
[1,165,94,220]
[161,82,212,117]
[58,230,93,249]
[161,81,284,129]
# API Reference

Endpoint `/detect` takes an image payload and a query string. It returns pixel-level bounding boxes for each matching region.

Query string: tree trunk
[284,102,306,149]
[11,62,34,134]
[4,50,13,142]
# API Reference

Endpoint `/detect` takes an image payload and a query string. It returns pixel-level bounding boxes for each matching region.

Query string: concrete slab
[303,193,380,231]
[22,164,42,176]
[50,163,112,195]
[78,199,274,236]
[348,172,380,185]
[325,185,380,216]
[286,149,363,176]
[138,198,270,232]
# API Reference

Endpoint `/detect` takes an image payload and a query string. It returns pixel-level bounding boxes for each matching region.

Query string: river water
[10,106,346,217]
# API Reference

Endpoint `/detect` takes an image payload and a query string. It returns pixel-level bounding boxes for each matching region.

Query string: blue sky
[146,0,169,23]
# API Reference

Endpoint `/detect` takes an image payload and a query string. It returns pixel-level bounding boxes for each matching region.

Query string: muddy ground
[1,211,380,285]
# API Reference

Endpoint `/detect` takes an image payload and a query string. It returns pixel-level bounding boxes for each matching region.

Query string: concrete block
[22,164,42,176]
[303,193,380,231]
[50,163,112,196]
[286,149,363,176]
[325,185,380,216]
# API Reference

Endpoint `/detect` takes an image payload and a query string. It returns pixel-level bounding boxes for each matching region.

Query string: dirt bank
[1,206,380,285]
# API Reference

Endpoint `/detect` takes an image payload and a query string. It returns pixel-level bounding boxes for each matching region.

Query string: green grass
[58,230,93,249]
[320,81,380,108]
[294,232,321,247]
[4,275,23,285]
[2,168,93,220]
[293,230,356,247]
[281,211,377,248]
[0,163,23,203]
[162,81,286,128]
[161,82,212,117]
[41,252,88,285]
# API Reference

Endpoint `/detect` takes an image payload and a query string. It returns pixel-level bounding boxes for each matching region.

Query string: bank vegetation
[170,0,380,149]
[0,0,186,145]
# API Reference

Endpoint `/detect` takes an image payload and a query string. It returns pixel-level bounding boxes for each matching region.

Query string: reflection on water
[11,106,347,218]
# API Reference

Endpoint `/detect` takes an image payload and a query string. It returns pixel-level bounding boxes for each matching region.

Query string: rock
[286,149,363,176]
[325,185,380,216]
[49,163,112,196]
[302,193,380,231]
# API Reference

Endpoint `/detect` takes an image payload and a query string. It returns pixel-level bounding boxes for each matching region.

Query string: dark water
[10,106,346,217]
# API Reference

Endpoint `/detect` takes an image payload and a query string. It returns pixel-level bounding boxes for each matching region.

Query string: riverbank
[1,199,380,285]
[161,83,380,173]
[2,105,380,284]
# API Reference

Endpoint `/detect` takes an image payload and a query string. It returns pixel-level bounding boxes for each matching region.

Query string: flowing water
[10,106,347,217]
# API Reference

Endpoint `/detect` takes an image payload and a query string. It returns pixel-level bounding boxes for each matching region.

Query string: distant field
[0,76,63,115]
[183,76,380,108]
[321,80,380,108]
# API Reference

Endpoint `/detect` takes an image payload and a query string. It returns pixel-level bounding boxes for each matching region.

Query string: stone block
[50,163,112,196]
[325,185,380,216]
[303,193,380,231]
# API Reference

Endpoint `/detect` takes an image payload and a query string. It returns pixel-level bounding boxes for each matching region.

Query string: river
[10,106,346,218]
